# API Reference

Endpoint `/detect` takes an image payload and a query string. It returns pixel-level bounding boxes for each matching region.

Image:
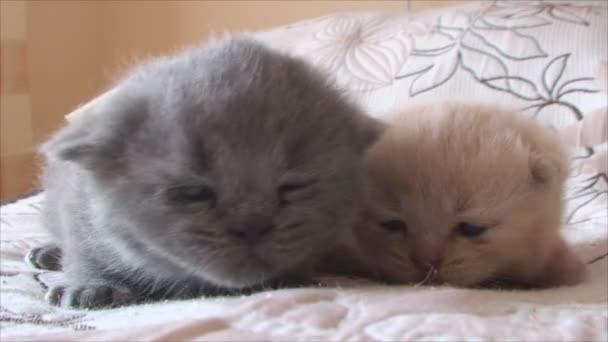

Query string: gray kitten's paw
[25,245,62,271]
[45,284,133,309]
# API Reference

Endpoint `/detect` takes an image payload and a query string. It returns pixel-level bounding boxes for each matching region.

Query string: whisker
[280,221,306,231]
[413,267,437,287]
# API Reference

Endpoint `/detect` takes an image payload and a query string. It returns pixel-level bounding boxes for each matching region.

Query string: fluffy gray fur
[33,36,383,309]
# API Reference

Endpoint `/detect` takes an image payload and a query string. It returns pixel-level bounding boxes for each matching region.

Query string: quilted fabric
[1,194,607,341]
[2,1,607,340]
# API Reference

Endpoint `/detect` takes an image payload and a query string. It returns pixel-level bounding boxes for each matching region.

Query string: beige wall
[27,1,104,142]
[1,0,469,199]
[1,0,33,198]
[100,1,179,81]
[97,1,413,82]
[173,0,471,45]
[174,1,407,45]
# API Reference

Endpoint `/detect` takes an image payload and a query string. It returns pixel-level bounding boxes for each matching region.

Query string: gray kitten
[27,36,382,309]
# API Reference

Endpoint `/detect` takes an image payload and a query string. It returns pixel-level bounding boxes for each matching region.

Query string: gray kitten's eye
[380,220,408,233]
[456,222,487,238]
[278,183,309,206]
[167,185,215,204]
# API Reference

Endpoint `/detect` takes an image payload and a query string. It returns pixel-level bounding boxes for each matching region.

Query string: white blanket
[0,194,607,341]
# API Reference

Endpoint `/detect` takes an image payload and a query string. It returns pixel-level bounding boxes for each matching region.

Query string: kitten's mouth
[416,268,441,286]
[247,247,273,269]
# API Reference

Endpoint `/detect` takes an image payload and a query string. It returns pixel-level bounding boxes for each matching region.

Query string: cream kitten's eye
[456,222,487,237]
[380,220,408,233]
[167,185,215,204]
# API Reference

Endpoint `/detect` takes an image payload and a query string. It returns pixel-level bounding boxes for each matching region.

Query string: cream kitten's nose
[410,254,442,272]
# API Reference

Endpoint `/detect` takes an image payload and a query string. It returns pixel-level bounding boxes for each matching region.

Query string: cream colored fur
[353,100,587,288]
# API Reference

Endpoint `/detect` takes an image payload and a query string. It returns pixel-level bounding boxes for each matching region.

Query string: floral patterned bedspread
[2,1,607,341]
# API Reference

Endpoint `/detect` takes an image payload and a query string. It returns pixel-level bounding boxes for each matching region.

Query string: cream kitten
[347,100,587,288]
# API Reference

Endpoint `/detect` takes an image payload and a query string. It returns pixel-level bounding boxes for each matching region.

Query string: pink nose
[410,255,442,272]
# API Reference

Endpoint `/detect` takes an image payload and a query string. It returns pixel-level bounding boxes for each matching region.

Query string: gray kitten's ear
[354,114,387,152]
[41,88,145,171]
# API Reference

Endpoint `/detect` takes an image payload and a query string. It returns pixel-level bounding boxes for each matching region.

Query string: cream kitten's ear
[529,147,569,186]
[527,123,570,186]
[538,239,587,287]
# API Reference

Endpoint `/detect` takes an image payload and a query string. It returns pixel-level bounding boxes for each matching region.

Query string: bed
[1,1,607,340]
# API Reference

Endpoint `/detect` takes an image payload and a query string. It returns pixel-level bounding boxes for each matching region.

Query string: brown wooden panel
[0,39,28,95]
[0,152,40,201]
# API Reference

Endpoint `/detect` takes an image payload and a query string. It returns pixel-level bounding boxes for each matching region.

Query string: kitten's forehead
[134,40,342,136]
[368,110,544,218]
[119,37,369,184]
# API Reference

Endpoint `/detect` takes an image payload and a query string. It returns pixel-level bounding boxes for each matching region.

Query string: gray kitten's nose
[229,214,274,243]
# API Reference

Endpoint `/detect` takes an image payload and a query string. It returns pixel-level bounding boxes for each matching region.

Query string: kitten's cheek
[538,241,588,287]
[203,250,275,288]
[389,264,422,284]
[439,273,480,288]
[438,261,489,288]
